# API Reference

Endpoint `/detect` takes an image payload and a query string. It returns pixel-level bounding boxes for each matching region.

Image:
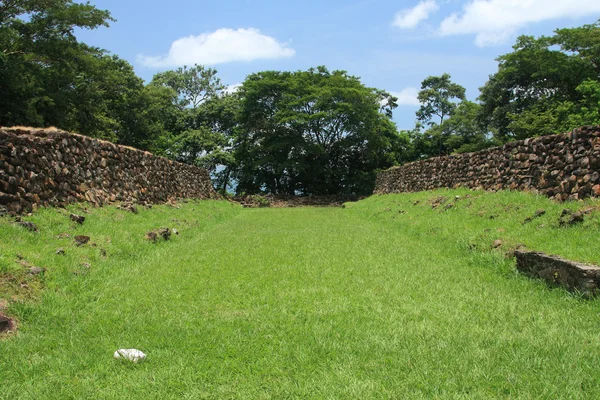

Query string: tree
[412,74,468,156]
[0,0,113,126]
[416,73,466,127]
[551,20,600,76]
[150,64,225,110]
[479,20,600,141]
[171,94,240,193]
[149,65,238,191]
[438,101,496,154]
[233,66,403,196]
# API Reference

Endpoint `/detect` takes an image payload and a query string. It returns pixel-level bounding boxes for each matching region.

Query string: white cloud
[439,0,600,47]
[389,87,420,106]
[393,1,439,29]
[138,28,295,67]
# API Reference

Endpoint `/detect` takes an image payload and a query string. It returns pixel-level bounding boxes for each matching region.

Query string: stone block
[515,250,600,296]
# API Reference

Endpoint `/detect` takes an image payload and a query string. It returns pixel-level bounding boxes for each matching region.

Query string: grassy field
[1,190,600,398]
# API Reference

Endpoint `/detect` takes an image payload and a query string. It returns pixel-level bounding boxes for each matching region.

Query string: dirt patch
[146,228,173,242]
[429,196,449,209]
[0,313,16,335]
[69,213,85,224]
[74,235,90,246]
[17,221,38,232]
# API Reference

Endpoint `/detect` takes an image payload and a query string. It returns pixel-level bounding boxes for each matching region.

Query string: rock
[17,221,38,232]
[559,209,584,226]
[172,228,179,235]
[27,266,45,275]
[492,240,503,249]
[74,235,90,246]
[515,250,600,296]
[69,213,85,224]
[146,231,158,242]
[158,228,171,241]
[523,209,546,224]
[534,209,546,218]
[430,196,448,209]
[113,348,146,363]
[55,248,65,255]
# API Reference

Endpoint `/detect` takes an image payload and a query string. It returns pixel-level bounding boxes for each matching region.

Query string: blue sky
[77,0,600,129]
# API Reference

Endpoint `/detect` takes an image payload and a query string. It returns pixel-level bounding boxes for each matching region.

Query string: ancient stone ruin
[515,251,600,296]
[375,126,600,201]
[0,127,218,214]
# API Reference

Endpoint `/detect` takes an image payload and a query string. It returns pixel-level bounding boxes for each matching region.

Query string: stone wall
[375,126,600,201]
[515,250,600,296]
[0,127,218,214]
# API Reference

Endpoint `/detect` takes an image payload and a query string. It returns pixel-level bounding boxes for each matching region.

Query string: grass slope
[1,190,600,399]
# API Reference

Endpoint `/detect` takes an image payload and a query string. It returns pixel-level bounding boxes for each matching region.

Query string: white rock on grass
[113,349,146,363]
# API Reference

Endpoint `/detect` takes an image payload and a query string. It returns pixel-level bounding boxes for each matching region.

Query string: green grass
[1,190,600,399]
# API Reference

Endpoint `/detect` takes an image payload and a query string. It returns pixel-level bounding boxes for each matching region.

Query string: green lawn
[2,190,600,399]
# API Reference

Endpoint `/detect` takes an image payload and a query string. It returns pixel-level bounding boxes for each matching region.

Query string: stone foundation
[375,126,600,201]
[515,250,600,296]
[0,127,218,214]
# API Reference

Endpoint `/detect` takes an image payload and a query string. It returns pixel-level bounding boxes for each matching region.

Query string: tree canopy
[233,67,403,195]
[479,20,600,140]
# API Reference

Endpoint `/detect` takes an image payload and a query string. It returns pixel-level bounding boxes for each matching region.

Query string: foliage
[149,65,238,192]
[0,0,112,126]
[416,73,466,127]
[0,0,170,150]
[149,64,225,110]
[479,20,600,141]
[234,66,403,195]
[409,76,492,159]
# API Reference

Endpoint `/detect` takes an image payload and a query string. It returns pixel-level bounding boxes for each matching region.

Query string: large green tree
[0,0,169,150]
[150,65,238,192]
[409,74,490,158]
[0,0,112,126]
[416,73,466,127]
[150,64,225,110]
[234,66,403,196]
[479,20,600,141]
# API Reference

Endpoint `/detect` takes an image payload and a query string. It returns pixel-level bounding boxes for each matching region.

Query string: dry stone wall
[375,126,600,201]
[0,127,218,214]
[515,250,600,296]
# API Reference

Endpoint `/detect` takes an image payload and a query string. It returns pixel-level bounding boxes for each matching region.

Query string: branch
[2,49,26,56]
